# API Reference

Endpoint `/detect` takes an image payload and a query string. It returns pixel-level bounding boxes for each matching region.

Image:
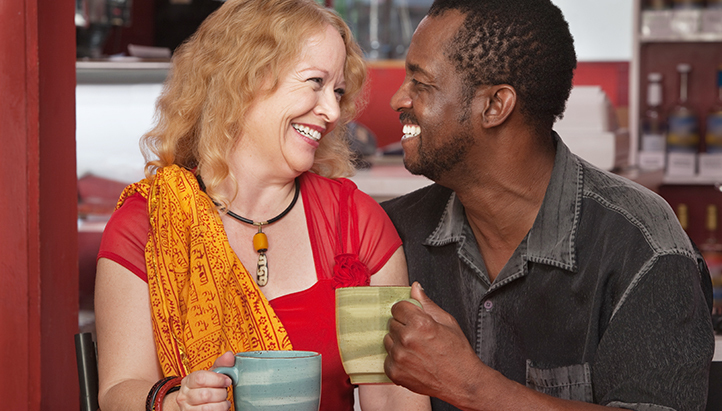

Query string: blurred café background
[74,0,637,331]
[3,0,722,409]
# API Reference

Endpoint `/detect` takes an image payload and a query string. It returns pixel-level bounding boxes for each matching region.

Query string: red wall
[357,61,630,149]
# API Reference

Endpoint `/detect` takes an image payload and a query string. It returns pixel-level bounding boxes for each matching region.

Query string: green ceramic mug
[213,350,321,411]
[335,286,421,384]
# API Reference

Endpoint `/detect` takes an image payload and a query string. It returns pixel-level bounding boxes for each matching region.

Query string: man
[380,0,714,410]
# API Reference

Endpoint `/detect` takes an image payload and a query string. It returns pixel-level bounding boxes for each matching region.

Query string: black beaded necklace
[200,175,300,287]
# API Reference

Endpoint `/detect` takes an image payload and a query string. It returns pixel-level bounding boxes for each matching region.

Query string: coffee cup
[335,286,420,384]
[213,350,321,411]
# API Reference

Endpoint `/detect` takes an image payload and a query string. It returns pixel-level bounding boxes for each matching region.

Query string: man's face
[390,11,476,183]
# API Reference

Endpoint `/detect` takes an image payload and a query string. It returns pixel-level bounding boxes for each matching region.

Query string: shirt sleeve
[97,192,150,282]
[352,188,403,275]
[593,253,714,410]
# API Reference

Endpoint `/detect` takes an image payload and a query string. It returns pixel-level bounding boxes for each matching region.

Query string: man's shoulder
[578,159,669,219]
[578,160,694,257]
[381,183,453,231]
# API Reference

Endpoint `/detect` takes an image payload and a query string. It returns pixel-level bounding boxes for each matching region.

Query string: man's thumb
[410,281,435,309]
[410,281,457,327]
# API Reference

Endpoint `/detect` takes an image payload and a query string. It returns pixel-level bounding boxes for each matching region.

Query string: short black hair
[428,0,577,131]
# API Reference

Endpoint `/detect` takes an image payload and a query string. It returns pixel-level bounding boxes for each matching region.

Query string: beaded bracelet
[153,376,183,411]
[145,376,180,411]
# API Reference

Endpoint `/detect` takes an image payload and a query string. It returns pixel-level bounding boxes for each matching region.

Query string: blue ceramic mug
[213,350,322,411]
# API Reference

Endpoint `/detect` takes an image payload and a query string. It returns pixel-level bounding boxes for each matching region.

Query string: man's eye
[411,78,427,89]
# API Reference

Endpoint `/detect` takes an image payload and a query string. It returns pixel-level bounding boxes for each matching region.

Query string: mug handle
[213,366,239,385]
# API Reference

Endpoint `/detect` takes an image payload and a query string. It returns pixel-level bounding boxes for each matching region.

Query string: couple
[95,0,714,410]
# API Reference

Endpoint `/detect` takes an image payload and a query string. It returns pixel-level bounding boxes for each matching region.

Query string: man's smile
[402,124,421,140]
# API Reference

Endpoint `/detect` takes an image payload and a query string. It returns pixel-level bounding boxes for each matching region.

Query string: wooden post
[0,0,79,409]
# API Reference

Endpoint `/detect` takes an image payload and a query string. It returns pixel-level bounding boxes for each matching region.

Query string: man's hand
[383,282,485,402]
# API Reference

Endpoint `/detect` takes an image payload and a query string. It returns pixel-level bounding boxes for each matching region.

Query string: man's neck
[448,131,556,281]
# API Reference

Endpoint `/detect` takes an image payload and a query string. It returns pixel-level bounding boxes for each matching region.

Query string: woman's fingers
[175,371,232,409]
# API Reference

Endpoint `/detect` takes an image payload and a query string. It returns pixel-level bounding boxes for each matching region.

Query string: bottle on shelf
[676,203,689,230]
[707,0,722,9]
[702,0,722,36]
[644,0,671,9]
[672,0,703,9]
[707,65,722,153]
[641,73,667,149]
[667,63,699,154]
[640,73,667,170]
[701,204,722,315]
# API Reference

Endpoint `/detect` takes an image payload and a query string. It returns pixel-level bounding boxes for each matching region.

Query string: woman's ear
[477,84,516,128]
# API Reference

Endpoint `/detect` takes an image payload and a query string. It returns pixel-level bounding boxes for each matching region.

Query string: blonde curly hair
[141,0,367,205]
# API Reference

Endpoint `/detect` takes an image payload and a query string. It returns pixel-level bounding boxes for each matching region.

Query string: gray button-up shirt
[382,133,714,411]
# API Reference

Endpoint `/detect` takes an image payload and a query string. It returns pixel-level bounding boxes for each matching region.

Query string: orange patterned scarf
[116,165,292,377]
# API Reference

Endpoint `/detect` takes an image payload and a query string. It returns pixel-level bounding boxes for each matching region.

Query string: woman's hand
[172,351,235,411]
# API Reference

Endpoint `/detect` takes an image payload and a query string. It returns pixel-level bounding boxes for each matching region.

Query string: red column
[0,0,79,409]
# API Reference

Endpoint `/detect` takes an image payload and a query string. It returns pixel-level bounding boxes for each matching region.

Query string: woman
[94,0,430,410]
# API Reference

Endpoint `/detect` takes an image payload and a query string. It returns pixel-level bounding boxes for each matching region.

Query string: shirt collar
[424,132,581,272]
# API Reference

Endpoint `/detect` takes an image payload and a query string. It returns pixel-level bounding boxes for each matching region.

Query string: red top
[98,172,402,411]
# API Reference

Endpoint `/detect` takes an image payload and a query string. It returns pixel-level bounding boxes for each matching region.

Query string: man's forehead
[410,12,463,54]
[415,10,465,38]
[406,12,464,70]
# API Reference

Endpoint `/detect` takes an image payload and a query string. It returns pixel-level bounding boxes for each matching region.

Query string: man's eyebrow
[407,62,428,76]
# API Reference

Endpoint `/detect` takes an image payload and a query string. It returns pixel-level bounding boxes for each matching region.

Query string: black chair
[75,332,99,411]
[708,361,722,411]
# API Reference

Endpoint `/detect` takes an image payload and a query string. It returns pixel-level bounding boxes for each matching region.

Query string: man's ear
[477,84,516,128]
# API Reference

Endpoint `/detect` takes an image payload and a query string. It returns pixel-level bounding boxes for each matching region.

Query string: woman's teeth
[293,124,321,141]
[402,124,421,140]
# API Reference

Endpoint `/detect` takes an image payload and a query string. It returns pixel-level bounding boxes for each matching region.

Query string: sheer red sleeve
[301,173,402,286]
[97,192,149,282]
[351,188,403,274]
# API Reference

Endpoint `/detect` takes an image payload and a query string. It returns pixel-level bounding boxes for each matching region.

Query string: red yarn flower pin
[333,253,370,288]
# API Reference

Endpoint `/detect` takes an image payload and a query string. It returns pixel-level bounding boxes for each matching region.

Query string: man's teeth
[293,124,321,141]
[402,124,421,140]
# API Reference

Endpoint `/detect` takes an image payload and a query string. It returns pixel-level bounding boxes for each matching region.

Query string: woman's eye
[334,88,345,100]
[308,77,323,85]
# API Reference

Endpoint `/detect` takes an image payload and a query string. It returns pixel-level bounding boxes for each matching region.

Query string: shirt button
[483,300,493,311]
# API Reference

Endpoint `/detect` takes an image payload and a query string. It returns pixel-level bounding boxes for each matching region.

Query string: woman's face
[240,24,347,177]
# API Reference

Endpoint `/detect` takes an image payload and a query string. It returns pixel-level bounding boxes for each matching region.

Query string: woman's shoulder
[301,171,356,190]
[301,172,382,209]
[106,192,149,234]
[300,172,359,201]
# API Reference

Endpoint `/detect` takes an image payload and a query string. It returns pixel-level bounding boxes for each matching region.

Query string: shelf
[641,32,722,42]
[662,174,722,186]
[76,60,171,70]
[77,60,171,84]
[629,0,722,169]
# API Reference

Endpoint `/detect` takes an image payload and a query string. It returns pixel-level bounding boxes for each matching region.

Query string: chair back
[75,332,99,411]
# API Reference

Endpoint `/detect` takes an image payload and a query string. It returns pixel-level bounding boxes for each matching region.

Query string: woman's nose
[315,88,341,124]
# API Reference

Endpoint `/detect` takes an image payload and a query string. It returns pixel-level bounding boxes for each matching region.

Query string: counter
[349,160,432,202]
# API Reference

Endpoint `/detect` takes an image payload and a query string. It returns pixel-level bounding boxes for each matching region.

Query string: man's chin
[403,158,441,182]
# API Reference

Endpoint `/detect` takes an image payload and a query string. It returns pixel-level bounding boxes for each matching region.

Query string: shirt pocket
[525,360,593,402]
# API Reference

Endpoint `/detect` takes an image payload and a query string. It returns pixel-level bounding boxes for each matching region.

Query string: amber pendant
[256,252,268,286]
[253,229,269,287]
